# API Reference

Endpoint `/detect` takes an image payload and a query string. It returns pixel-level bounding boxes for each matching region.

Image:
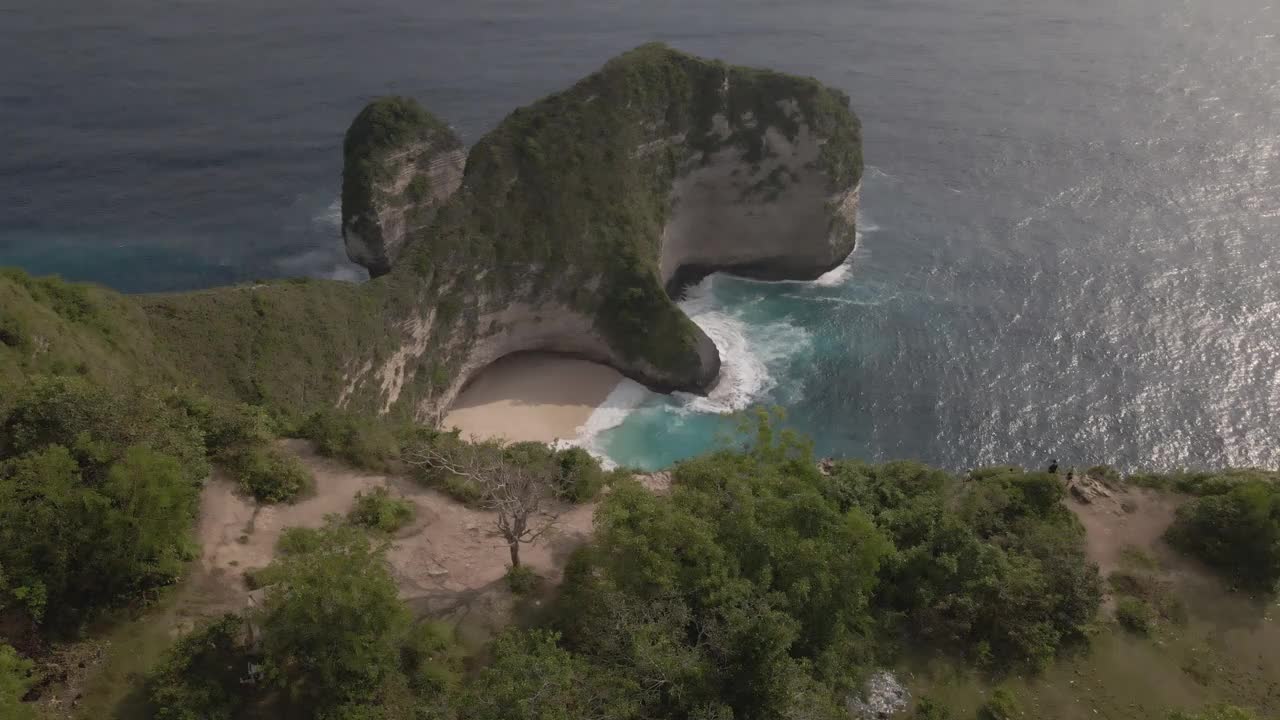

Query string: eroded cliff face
[337,44,864,423]
[659,114,861,295]
[341,98,465,277]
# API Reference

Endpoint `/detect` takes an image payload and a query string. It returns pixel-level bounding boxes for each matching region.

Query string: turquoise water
[3,0,1277,472]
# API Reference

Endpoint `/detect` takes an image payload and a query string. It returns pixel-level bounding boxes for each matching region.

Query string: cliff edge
[0,45,862,427]
[338,43,862,421]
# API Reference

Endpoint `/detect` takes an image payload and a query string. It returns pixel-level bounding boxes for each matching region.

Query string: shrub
[506,564,539,595]
[1087,464,1122,486]
[0,643,36,720]
[255,525,409,707]
[1109,571,1186,624]
[277,526,324,556]
[438,473,484,505]
[1116,596,1154,635]
[554,447,606,503]
[146,614,249,720]
[977,688,1021,720]
[1165,479,1280,593]
[0,315,25,348]
[915,696,954,720]
[400,621,462,694]
[227,446,313,503]
[349,486,416,534]
[302,410,401,472]
[0,444,199,628]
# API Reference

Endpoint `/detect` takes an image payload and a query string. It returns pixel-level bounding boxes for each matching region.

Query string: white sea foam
[673,276,811,414]
[314,196,341,232]
[813,256,854,287]
[555,378,650,467]
[576,378,651,438]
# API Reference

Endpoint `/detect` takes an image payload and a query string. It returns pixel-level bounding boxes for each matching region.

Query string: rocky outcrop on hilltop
[341,99,465,277]
[339,44,863,422]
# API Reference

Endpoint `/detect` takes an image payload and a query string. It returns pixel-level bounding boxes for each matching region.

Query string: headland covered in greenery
[1,45,1277,720]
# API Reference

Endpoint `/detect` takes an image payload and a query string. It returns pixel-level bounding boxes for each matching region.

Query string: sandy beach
[441,352,622,443]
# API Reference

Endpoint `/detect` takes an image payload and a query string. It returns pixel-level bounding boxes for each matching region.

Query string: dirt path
[1064,479,1182,577]
[198,440,609,614]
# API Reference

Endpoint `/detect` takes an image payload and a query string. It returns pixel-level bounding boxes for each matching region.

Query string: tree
[0,644,36,720]
[408,441,558,567]
[0,444,198,627]
[146,615,249,720]
[255,524,408,707]
[460,629,638,720]
[1166,479,1280,593]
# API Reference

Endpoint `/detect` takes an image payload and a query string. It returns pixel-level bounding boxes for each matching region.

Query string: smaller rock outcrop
[342,97,465,277]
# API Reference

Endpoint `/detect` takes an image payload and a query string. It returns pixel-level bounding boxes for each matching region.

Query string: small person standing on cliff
[1048,459,1059,474]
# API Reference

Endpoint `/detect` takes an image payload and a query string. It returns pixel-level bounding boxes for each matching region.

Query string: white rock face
[845,671,910,719]
[661,114,860,294]
[344,143,465,277]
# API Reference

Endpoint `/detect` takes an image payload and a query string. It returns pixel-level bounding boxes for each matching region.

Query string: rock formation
[341,99,465,277]
[338,43,863,422]
[6,45,864,425]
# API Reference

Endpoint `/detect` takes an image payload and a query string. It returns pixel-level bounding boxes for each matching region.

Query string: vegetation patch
[1115,596,1155,635]
[1165,477,1280,593]
[349,486,417,534]
[301,408,404,472]
[224,445,313,504]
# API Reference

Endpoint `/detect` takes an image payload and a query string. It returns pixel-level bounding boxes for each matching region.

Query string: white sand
[441,352,621,443]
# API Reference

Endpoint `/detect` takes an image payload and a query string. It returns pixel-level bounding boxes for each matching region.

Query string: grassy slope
[0,269,175,390]
[908,570,1279,719]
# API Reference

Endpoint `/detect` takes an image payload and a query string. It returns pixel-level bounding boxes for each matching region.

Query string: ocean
[2,0,1277,472]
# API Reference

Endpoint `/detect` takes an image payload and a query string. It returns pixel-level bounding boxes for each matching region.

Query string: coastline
[440,352,622,444]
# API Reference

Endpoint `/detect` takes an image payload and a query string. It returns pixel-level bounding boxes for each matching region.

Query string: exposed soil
[200,440,603,618]
[1064,477,1183,577]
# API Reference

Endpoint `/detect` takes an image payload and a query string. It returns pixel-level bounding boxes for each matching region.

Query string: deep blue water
[2,0,1277,471]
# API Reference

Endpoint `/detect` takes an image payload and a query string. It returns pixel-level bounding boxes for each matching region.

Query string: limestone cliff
[0,45,862,427]
[341,98,465,277]
[339,43,862,422]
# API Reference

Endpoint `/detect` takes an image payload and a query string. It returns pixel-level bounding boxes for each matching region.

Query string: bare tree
[407,441,558,567]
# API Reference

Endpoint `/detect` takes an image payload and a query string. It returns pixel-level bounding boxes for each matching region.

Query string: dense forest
[1,369,1276,719]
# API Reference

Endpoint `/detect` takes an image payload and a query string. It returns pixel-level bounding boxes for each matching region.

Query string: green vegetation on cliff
[2,44,865,422]
[398,43,862,381]
[342,96,461,270]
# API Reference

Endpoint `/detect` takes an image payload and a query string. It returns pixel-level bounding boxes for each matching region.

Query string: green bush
[302,409,402,472]
[254,525,409,707]
[554,447,606,503]
[506,564,539,595]
[146,614,249,720]
[1109,571,1186,624]
[400,621,462,694]
[349,486,416,534]
[1116,596,1154,635]
[227,446,313,503]
[277,526,324,556]
[0,315,25,349]
[915,697,954,720]
[0,643,36,720]
[1166,479,1280,593]
[977,688,1021,720]
[0,445,199,628]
